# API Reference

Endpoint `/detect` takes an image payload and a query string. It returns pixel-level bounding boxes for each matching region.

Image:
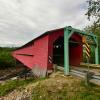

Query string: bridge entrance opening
[53,36,64,66]
[53,33,83,67]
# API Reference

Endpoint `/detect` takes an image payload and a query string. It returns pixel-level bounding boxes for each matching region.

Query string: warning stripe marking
[85,42,90,49]
[85,50,90,58]
[49,56,52,63]
[84,44,90,53]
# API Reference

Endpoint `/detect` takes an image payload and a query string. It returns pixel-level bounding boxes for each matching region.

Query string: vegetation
[0,47,16,69]
[0,72,99,99]
[32,76,100,100]
[85,0,100,39]
[32,84,100,100]
[85,0,100,63]
[86,0,100,25]
[0,78,35,96]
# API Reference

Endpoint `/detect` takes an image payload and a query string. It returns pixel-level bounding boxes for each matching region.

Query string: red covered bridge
[12,26,99,77]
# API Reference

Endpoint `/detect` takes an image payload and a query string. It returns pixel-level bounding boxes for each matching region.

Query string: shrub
[0,47,16,69]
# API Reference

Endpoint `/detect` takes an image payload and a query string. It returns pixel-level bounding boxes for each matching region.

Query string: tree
[85,0,100,40]
[86,0,100,25]
[85,0,100,63]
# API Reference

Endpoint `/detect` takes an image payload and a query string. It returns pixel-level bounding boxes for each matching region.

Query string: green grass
[73,81,100,100]
[32,80,100,100]
[0,78,35,96]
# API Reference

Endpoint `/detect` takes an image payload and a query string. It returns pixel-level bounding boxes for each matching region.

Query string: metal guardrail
[70,69,86,78]
[92,75,100,80]
[57,66,100,85]
[70,69,100,85]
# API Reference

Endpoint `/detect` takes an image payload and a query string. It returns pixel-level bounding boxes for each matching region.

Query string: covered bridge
[12,26,99,77]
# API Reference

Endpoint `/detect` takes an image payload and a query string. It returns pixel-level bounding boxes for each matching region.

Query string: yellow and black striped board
[85,44,90,59]
[84,49,90,58]
[82,36,90,59]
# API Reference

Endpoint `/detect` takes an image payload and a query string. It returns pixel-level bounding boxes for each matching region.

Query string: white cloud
[0,0,91,47]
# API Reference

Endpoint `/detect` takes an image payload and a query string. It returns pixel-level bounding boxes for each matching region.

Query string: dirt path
[0,66,25,84]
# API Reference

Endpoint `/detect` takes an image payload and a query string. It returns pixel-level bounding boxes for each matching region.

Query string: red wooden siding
[12,35,49,76]
[69,33,83,66]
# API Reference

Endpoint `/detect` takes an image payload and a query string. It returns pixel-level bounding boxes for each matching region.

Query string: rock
[11,77,18,80]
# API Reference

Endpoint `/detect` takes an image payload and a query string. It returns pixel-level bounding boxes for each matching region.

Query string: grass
[32,84,100,100]
[0,72,100,100]
[32,78,100,100]
[73,81,100,100]
[0,78,35,96]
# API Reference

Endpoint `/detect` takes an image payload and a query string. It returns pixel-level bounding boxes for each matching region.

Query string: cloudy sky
[0,0,92,47]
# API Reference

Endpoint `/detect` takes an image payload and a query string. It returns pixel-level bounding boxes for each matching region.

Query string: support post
[64,28,69,75]
[95,37,99,64]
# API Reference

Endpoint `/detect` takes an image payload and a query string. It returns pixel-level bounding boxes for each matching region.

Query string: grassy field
[32,81,100,100]
[32,73,100,100]
[0,78,35,96]
[0,72,100,100]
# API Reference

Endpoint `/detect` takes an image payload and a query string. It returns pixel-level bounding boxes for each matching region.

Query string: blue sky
[0,0,92,47]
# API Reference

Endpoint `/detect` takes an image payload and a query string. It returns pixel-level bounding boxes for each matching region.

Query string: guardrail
[57,66,100,85]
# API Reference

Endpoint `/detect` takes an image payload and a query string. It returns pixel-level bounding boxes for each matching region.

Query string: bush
[0,47,16,69]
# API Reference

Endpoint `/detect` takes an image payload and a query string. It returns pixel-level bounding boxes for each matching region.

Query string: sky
[0,0,93,47]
